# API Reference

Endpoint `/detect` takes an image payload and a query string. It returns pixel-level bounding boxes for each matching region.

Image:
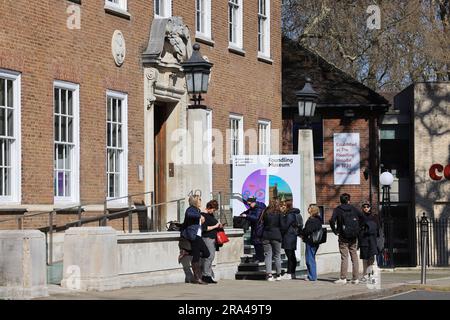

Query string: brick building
[282,39,389,222]
[380,82,450,266]
[0,0,282,231]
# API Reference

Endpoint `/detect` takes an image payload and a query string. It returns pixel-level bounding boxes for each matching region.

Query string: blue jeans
[305,243,319,281]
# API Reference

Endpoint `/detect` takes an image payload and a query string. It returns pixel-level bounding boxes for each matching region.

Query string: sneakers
[334,278,347,284]
[266,274,275,281]
[304,275,310,281]
[360,275,369,283]
[281,273,291,280]
[368,275,378,285]
[351,279,359,285]
[202,276,218,284]
[275,275,282,281]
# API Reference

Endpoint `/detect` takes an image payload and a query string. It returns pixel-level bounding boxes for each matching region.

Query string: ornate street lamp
[295,77,318,127]
[380,170,394,268]
[295,78,319,269]
[181,43,213,109]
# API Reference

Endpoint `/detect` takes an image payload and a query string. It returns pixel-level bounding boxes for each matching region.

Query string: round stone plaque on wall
[112,30,126,67]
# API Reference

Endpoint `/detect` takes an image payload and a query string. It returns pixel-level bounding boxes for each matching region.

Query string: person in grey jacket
[262,199,283,281]
[280,199,301,279]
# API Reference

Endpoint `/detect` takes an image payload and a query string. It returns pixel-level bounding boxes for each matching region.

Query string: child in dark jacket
[300,204,323,281]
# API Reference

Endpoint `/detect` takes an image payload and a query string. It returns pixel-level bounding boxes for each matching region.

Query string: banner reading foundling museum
[333,133,360,185]
[231,155,302,216]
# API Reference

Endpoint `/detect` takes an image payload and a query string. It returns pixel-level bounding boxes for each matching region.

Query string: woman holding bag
[300,204,323,281]
[201,200,222,284]
[180,195,210,285]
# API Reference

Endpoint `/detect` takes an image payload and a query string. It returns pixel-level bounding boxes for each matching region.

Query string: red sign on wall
[429,164,450,181]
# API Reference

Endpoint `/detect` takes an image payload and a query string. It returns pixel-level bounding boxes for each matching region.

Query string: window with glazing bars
[107,96,124,198]
[155,0,171,17]
[258,122,270,155]
[228,0,239,45]
[258,0,268,53]
[230,117,242,156]
[106,0,127,10]
[0,78,14,196]
[54,88,74,197]
[196,0,205,34]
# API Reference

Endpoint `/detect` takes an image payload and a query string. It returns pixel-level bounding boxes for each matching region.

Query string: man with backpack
[329,193,364,284]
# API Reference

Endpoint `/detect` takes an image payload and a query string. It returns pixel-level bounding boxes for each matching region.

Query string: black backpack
[293,211,303,236]
[341,210,360,239]
[233,216,250,231]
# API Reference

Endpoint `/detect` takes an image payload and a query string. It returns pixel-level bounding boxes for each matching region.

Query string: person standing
[329,193,364,284]
[240,197,266,263]
[180,195,210,285]
[280,199,302,279]
[359,201,380,283]
[262,199,283,281]
[201,200,222,284]
[300,204,323,281]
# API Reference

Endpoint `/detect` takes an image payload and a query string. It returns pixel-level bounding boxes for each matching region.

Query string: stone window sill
[195,34,215,47]
[104,3,131,20]
[257,54,273,64]
[228,45,246,56]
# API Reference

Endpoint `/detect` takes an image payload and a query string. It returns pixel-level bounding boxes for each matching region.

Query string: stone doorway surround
[142,17,211,229]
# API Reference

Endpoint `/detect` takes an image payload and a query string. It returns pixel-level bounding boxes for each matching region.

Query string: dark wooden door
[154,103,174,230]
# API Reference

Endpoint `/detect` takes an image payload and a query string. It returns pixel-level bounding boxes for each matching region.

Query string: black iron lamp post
[380,171,394,267]
[295,77,318,127]
[181,43,213,109]
[420,212,429,284]
[295,78,319,222]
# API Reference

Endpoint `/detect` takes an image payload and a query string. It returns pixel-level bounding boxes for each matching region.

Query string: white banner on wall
[334,133,360,185]
[231,155,302,216]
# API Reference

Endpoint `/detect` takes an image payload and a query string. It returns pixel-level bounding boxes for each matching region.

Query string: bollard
[420,212,429,284]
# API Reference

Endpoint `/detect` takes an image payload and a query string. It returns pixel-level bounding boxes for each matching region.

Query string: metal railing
[0,191,190,265]
[380,214,450,268]
[416,215,449,267]
[210,192,244,228]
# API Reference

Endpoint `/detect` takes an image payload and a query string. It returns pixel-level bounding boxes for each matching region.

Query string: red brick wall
[0,1,282,228]
[283,117,380,222]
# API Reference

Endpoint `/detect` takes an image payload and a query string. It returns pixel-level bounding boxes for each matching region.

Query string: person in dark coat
[180,195,210,285]
[201,200,222,284]
[300,204,323,281]
[359,202,380,282]
[262,199,283,281]
[280,199,301,279]
[240,197,266,262]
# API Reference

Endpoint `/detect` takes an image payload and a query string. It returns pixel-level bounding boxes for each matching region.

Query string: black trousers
[254,243,265,262]
[285,249,297,274]
[191,236,210,263]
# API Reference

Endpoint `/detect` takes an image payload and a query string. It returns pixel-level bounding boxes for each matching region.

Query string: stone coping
[65,226,116,235]
[117,229,244,243]
[0,230,45,238]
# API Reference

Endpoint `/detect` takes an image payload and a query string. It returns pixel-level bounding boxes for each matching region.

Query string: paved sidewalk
[38,269,450,300]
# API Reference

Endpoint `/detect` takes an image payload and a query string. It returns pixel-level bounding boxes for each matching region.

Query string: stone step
[234,271,286,280]
[240,254,288,262]
[235,269,308,281]
[237,260,301,272]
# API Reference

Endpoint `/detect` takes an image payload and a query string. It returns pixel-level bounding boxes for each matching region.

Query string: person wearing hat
[358,201,380,283]
[240,197,266,263]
